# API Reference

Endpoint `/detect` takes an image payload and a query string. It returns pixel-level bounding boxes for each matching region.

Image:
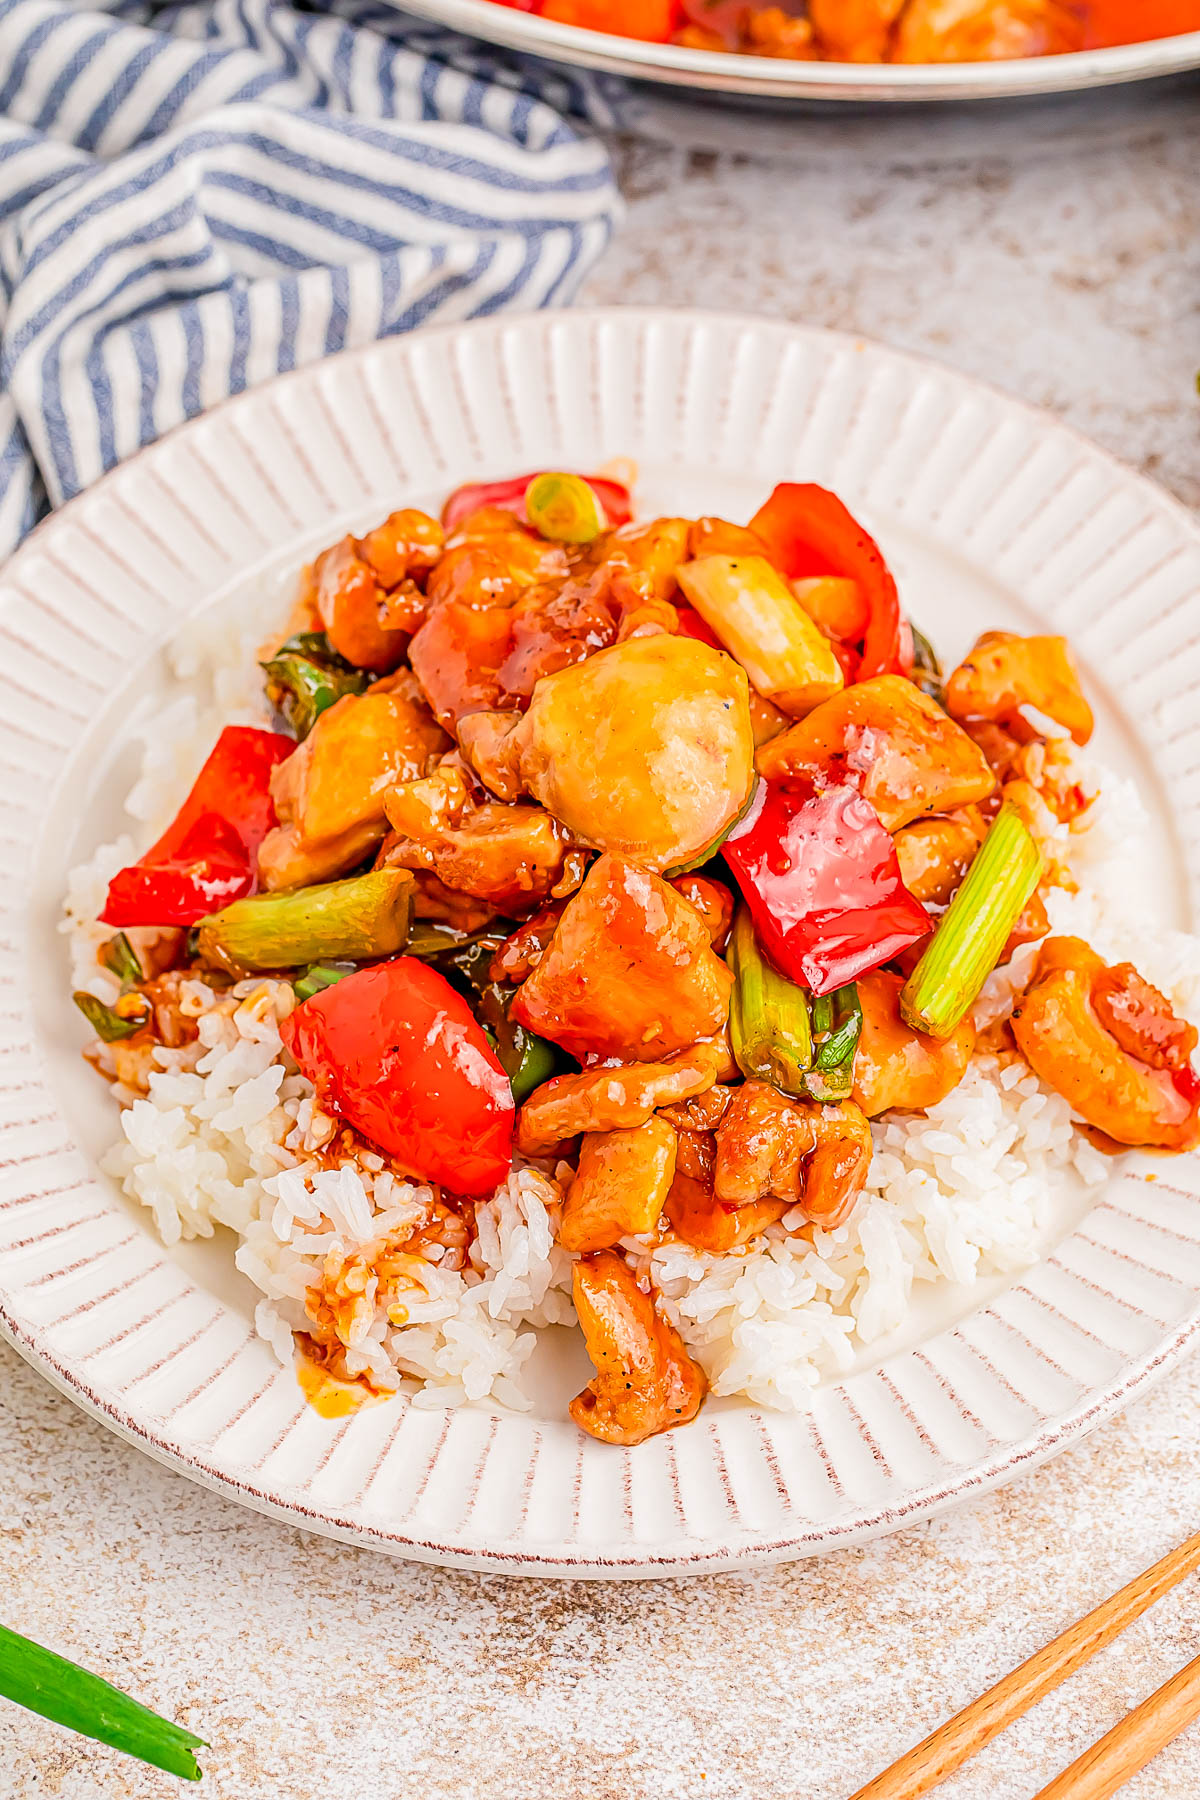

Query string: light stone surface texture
[4,82,1200,1800]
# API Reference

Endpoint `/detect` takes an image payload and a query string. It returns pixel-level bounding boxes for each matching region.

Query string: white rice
[61,624,1200,1414]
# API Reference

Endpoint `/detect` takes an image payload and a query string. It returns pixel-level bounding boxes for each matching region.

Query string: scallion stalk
[99,933,143,988]
[0,1623,205,1781]
[728,906,813,1096]
[197,869,413,974]
[72,992,148,1043]
[293,962,356,1001]
[524,472,606,544]
[804,984,862,1101]
[813,987,863,1072]
[261,631,369,739]
[508,1031,557,1105]
[900,801,1042,1039]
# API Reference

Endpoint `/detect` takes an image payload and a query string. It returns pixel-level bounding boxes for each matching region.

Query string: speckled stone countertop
[5,81,1200,1800]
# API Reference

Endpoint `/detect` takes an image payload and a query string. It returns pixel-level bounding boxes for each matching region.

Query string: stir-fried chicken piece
[407,598,514,735]
[659,1084,735,1134]
[852,970,976,1117]
[407,869,499,934]
[803,1101,876,1227]
[258,674,448,890]
[743,7,822,57]
[893,808,988,906]
[673,1125,716,1182]
[687,517,771,561]
[559,1117,678,1253]
[515,1043,727,1157]
[670,874,735,949]
[602,517,689,609]
[299,509,445,672]
[892,0,1085,61]
[570,1251,706,1446]
[757,674,996,831]
[665,1173,789,1253]
[809,0,906,57]
[713,1080,873,1228]
[945,631,1094,745]
[1011,937,1200,1149]
[489,905,564,983]
[512,854,733,1064]
[503,635,756,873]
[424,527,568,612]
[381,759,586,914]
[496,575,618,697]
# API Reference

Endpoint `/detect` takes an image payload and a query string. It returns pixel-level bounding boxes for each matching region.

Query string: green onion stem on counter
[0,1624,205,1781]
[728,906,813,1097]
[900,801,1043,1040]
[196,869,413,974]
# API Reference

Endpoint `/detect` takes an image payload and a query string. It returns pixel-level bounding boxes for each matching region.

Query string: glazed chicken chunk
[258,673,448,890]
[570,1252,707,1447]
[1011,938,1200,1150]
[512,854,734,1064]
[757,674,996,831]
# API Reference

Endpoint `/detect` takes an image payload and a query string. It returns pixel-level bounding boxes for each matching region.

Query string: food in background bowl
[65,465,1200,1443]
[489,0,1200,63]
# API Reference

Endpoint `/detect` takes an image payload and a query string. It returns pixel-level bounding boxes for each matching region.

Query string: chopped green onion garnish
[294,963,356,1001]
[900,801,1042,1039]
[728,907,813,1097]
[99,932,143,988]
[403,921,493,959]
[813,986,863,1071]
[524,472,606,544]
[0,1623,205,1781]
[261,631,370,739]
[72,992,148,1042]
[804,984,862,1100]
[197,870,413,974]
[509,1031,557,1104]
[909,623,946,708]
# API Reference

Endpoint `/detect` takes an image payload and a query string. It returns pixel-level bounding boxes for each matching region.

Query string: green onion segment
[728,906,813,1097]
[0,1624,205,1782]
[524,472,606,544]
[900,801,1043,1039]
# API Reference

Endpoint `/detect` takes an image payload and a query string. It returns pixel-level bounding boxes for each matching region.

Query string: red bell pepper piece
[748,483,913,682]
[281,959,514,1196]
[101,726,294,929]
[441,471,632,535]
[674,604,722,650]
[722,780,930,997]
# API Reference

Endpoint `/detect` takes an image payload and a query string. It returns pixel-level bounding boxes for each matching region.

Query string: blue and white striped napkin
[0,0,623,560]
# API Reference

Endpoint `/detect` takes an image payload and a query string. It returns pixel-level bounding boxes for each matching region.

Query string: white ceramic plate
[398,0,1200,102]
[4,308,1200,1577]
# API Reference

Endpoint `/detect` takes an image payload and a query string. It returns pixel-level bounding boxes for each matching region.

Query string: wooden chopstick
[849,1529,1200,1800]
[1030,1648,1200,1800]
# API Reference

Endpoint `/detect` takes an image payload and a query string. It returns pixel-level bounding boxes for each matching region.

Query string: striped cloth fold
[0,0,624,558]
